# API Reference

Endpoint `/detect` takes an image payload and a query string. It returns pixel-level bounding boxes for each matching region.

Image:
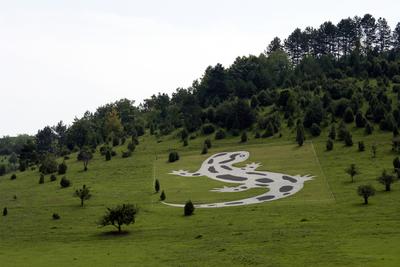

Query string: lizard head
[212,151,249,165]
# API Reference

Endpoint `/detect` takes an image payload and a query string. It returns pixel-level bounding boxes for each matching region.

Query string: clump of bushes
[60,177,71,188]
[39,155,58,174]
[184,200,195,216]
[58,161,67,175]
[215,129,226,140]
[168,152,180,163]
[10,174,16,180]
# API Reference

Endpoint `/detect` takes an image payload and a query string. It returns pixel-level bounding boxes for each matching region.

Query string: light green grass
[0,128,400,266]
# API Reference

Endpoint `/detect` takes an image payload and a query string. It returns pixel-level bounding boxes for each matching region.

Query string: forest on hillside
[1,13,400,175]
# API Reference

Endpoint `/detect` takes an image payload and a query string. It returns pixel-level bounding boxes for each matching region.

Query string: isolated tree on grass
[184,200,195,216]
[345,164,359,183]
[154,179,160,193]
[160,190,166,201]
[78,148,93,171]
[99,204,138,233]
[357,185,375,205]
[74,184,92,207]
[296,121,305,146]
[377,170,397,191]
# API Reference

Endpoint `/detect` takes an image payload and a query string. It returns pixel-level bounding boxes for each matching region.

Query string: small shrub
[241,132,248,143]
[215,129,226,140]
[357,185,375,204]
[358,141,365,152]
[168,152,180,163]
[111,151,117,157]
[127,142,136,152]
[112,137,120,147]
[365,122,374,135]
[184,200,195,216]
[50,174,57,182]
[58,161,67,175]
[60,177,71,188]
[344,132,353,146]
[155,179,160,193]
[52,213,60,220]
[202,124,215,135]
[160,190,166,201]
[183,139,188,147]
[3,207,7,216]
[204,139,212,149]
[10,174,16,180]
[326,139,333,151]
[105,150,112,161]
[254,132,261,139]
[39,174,45,184]
[201,144,208,154]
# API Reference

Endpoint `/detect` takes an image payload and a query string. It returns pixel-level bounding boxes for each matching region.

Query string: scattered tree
[377,170,397,191]
[184,200,195,216]
[60,176,71,188]
[3,207,7,216]
[160,190,166,201]
[74,185,92,207]
[155,179,160,193]
[58,161,67,175]
[357,185,375,205]
[345,164,359,183]
[99,204,138,233]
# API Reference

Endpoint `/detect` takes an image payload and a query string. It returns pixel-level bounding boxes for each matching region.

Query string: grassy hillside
[0,127,400,266]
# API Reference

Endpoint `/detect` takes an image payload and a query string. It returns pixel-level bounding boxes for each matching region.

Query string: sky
[0,0,399,136]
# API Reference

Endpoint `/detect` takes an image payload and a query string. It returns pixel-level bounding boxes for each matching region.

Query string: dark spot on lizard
[221,165,232,171]
[282,176,297,183]
[225,201,243,205]
[213,153,227,158]
[208,159,214,164]
[246,172,267,176]
[220,153,240,164]
[255,178,273,183]
[216,174,247,181]
[193,173,201,176]
[208,166,218,173]
[257,195,275,201]
[279,186,294,193]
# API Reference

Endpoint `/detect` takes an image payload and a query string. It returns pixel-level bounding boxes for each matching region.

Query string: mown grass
[0,127,399,266]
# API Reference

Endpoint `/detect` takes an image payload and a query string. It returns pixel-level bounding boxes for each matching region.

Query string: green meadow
[0,129,399,266]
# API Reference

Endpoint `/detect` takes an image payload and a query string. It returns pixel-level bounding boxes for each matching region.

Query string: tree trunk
[118,224,121,233]
[81,199,84,207]
[364,196,368,205]
[385,184,391,191]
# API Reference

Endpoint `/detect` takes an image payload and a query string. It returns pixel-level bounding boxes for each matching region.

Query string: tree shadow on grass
[95,230,131,239]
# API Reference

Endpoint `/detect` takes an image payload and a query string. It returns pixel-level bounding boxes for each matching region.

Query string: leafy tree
[60,177,71,188]
[105,150,112,161]
[265,36,283,55]
[104,108,124,140]
[357,185,375,205]
[377,170,397,191]
[74,185,92,207]
[155,179,160,193]
[345,164,359,183]
[168,152,179,163]
[344,131,353,146]
[393,22,400,51]
[39,154,58,174]
[78,148,93,171]
[376,17,391,52]
[204,139,212,149]
[99,204,138,233]
[36,126,56,153]
[184,200,195,216]
[326,139,334,151]
[8,152,18,170]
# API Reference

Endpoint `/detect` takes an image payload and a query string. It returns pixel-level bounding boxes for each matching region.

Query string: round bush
[52,213,60,220]
[215,129,226,140]
[58,161,67,175]
[50,174,57,182]
[184,200,195,216]
[201,144,208,154]
[60,177,71,188]
[202,124,215,135]
[10,174,16,180]
[168,152,180,163]
[160,190,166,201]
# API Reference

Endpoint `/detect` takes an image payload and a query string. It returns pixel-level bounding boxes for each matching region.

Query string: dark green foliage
[201,144,208,154]
[344,132,353,147]
[215,129,226,140]
[10,174,16,180]
[74,184,91,207]
[105,150,112,161]
[58,161,67,175]
[393,157,400,171]
[371,144,377,158]
[60,176,71,188]
[201,124,215,135]
[296,123,305,146]
[310,123,321,137]
[50,174,57,182]
[183,139,188,147]
[337,121,348,141]
[263,122,275,138]
[377,170,397,191]
[184,200,195,216]
[328,124,336,140]
[160,190,166,201]
[250,95,259,108]
[326,139,333,151]
[241,132,248,143]
[204,139,212,149]
[168,152,180,163]
[121,137,126,145]
[155,179,160,193]
[357,185,375,205]
[254,132,261,139]
[3,207,7,216]
[39,174,45,184]
[345,164,359,183]
[18,161,26,172]
[122,151,132,158]
[355,111,366,128]
[358,141,365,152]
[111,151,117,157]
[112,137,120,147]
[343,107,354,123]
[303,100,323,128]
[99,204,138,233]
[52,213,60,220]
[39,155,58,175]
[78,148,93,171]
